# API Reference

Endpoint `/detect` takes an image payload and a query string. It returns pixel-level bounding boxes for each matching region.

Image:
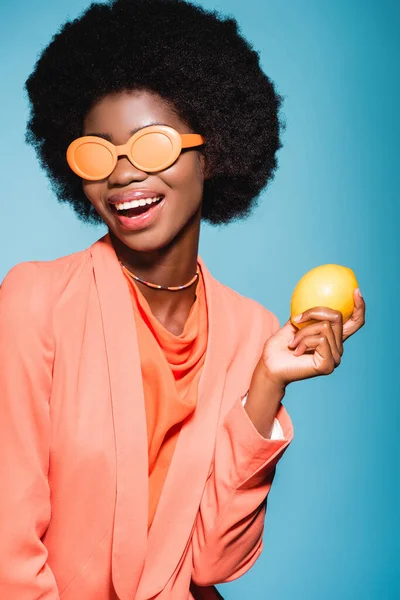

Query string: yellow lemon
[290,264,359,329]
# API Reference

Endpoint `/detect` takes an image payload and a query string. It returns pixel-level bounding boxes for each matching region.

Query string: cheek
[164,153,204,198]
[82,181,105,207]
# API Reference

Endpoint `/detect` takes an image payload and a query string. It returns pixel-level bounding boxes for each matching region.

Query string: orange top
[124,269,208,528]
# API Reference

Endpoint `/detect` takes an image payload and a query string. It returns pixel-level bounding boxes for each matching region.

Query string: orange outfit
[0,234,294,599]
[125,271,207,528]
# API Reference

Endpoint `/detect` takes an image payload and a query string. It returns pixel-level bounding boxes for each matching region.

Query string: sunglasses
[66,124,204,181]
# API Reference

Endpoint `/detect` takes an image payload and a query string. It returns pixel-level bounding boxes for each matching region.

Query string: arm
[191,289,366,586]
[191,310,293,586]
[191,392,293,586]
[244,312,287,438]
[0,264,60,599]
[244,359,286,438]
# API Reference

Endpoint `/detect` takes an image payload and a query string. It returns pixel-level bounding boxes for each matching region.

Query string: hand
[261,288,366,388]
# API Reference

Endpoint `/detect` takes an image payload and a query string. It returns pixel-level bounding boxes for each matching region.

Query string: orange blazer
[0,234,294,600]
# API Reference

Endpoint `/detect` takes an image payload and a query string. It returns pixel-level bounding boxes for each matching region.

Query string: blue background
[1,0,399,598]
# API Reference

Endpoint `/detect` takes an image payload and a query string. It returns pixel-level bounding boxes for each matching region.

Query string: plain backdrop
[1,0,399,598]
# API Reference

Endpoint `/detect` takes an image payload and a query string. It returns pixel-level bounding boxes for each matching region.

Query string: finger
[343,288,366,341]
[289,321,342,364]
[293,335,335,375]
[268,319,299,346]
[293,334,323,355]
[293,307,343,353]
[282,318,300,336]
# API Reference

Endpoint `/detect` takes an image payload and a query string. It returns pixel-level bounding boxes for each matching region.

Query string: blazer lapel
[90,234,148,600]
[136,259,230,599]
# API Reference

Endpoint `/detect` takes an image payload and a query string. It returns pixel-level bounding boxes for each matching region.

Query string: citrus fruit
[290,264,359,329]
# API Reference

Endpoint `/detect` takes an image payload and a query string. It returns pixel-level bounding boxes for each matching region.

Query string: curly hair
[25,0,283,225]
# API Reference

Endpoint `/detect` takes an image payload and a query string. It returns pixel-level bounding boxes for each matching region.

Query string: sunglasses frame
[66,124,204,180]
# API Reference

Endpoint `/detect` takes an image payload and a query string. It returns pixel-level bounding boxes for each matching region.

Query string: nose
[108,155,148,187]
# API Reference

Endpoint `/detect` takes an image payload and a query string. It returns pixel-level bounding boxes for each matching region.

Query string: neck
[109,210,201,325]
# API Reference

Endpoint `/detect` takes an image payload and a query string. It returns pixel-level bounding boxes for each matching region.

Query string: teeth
[114,196,162,211]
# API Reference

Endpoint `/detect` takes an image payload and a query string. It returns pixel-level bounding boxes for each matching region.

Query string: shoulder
[0,247,91,319]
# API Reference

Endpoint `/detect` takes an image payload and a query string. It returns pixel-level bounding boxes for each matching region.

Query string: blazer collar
[90,234,230,600]
[91,234,148,600]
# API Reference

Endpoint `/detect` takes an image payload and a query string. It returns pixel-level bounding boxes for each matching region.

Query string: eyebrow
[84,121,168,141]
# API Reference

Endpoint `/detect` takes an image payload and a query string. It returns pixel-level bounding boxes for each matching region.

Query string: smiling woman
[80,90,206,258]
[0,0,365,599]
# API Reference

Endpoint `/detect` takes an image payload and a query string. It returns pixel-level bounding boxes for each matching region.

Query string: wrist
[244,359,286,438]
[253,358,286,397]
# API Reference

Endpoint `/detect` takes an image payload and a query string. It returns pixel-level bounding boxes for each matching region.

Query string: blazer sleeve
[0,264,60,599]
[191,313,294,586]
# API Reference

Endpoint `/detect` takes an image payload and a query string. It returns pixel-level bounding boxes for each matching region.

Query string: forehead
[83,90,189,141]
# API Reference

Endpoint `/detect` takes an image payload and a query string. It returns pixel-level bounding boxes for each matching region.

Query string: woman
[0,0,365,598]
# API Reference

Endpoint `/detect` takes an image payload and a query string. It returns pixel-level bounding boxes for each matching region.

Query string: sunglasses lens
[131,132,176,171]
[74,141,115,179]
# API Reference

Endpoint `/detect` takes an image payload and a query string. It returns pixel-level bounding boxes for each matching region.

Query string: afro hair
[25,0,283,225]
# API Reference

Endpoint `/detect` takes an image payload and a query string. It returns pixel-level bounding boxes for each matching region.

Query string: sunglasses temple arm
[181,134,204,148]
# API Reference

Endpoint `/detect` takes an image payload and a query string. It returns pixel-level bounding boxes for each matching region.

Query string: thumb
[273,318,298,341]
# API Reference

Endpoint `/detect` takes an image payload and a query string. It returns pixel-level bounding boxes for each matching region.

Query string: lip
[111,196,166,231]
[107,189,164,205]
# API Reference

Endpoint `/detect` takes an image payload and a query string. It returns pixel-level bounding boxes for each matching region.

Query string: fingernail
[356,288,363,298]
[289,337,295,346]
[293,314,303,322]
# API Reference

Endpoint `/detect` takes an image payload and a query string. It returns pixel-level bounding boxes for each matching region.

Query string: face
[81,90,205,253]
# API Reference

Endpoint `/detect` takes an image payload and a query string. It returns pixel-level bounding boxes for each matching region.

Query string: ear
[198,151,212,181]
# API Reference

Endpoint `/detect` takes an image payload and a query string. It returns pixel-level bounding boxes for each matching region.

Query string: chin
[109,224,180,255]
[102,198,201,255]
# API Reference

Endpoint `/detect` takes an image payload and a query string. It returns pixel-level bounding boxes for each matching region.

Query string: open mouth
[109,195,164,218]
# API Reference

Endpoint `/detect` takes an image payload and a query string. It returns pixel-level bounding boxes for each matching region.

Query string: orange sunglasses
[66,124,204,180]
